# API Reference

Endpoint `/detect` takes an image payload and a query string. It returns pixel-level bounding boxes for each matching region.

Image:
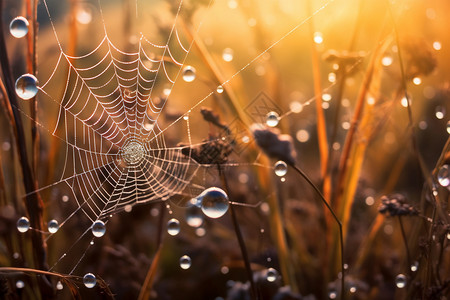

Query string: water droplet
[9,17,29,38]
[289,101,303,113]
[328,288,337,299]
[395,274,407,288]
[183,115,189,121]
[62,195,69,202]
[265,111,279,127]
[349,286,357,293]
[216,85,224,93]
[17,217,30,233]
[221,266,229,274]
[83,273,96,288]
[446,121,450,134]
[274,161,288,177]
[266,268,278,282]
[382,56,393,66]
[222,48,234,62]
[433,41,442,51]
[199,187,229,218]
[410,261,419,272]
[195,227,206,237]
[167,218,180,236]
[48,219,59,233]
[365,196,375,206]
[56,281,63,290]
[186,199,204,227]
[182,66,196,82]
[435,106,445,120]
[180,255,192,269]
[91,220,106,237]
[322,93,332,101]
[313,32,323,44]
[447,232,450,240]
[401,97,409,108]
[15,74,38,100]
[437,164,450,187]
[76,6,92,25]
[16,280,25,289]
[412,77,422,85]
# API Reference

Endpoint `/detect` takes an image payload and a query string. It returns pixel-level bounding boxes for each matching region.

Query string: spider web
[18,0,337,276]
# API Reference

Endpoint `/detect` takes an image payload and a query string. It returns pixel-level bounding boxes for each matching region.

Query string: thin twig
[290,164,345,300]
[218,165,258,300]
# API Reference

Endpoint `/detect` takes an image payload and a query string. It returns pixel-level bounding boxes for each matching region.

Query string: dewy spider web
[18,0,336,275]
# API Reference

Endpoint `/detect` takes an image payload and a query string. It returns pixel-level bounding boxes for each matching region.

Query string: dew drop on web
[167,218,180,236]
[9,16,29,38]
[91,220,106,237]
[15,74,38,100]
[199,187,229,219]
[17,216,30,233]
[437,164,450,187]
[265,111,279,127]
[47,219,59,233]
[83,273,96,288]
[216,85,224,93]
[182,66,196,82]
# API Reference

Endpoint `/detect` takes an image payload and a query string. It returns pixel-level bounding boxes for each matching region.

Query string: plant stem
[0,0,47,272]
[290,164,345,300]
[397,216,411,273]
[138,202,166,300]
[218,165,258,300]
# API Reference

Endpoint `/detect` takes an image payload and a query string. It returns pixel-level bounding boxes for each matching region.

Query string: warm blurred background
[0,0,449,299]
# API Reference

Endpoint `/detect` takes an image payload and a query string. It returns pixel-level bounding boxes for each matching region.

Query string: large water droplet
[437,164,450,187]
[83,273,96,288]
[17,217,30,233]
[9,17,29,38]
[180,255,192,269]
[199,187,229,219]
[274,161,288,177]
[216,85,224,93]
[266,268,278,282]
[182,66,196,82]
[15,74,38,100]
[91,220,106,237]
[16,280,25,289]
[186,200,204,227]
[265,111,280,127]
[167,218,180,236]
[395,274,407,288]
[48,219,59,233]
[222,48,234,62]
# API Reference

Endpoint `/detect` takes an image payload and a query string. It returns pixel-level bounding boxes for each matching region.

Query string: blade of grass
[306,0,328,180]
